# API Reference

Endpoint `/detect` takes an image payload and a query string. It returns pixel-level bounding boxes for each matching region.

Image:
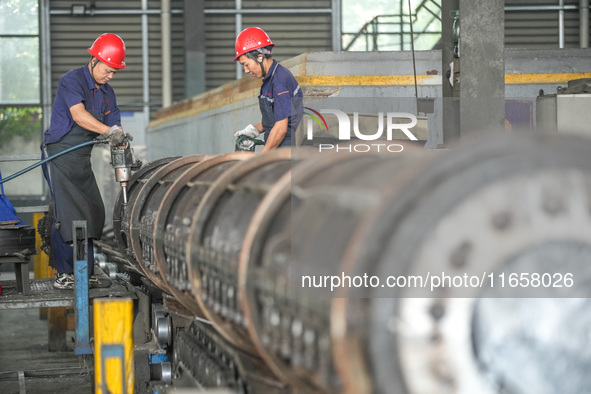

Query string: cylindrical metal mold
[332,135,591,394]
[114,157,179,274]
[129,155,208,290]
[238,151,429,392]
[109,135,591,394]
[153,152,255,315]
[186,148,302,353]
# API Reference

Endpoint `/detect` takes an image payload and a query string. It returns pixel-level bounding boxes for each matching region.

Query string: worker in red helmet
[41,33,132,290]
[233,27,304,152]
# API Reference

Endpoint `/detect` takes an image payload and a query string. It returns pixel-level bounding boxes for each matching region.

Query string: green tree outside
[0,107,41,145]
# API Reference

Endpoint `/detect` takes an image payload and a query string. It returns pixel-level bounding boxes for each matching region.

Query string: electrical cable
[408,0,420,115]
[0,139,108,185]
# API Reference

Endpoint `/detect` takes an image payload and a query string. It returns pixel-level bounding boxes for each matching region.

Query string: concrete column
[184,0,206,97]
[459,0,505,141]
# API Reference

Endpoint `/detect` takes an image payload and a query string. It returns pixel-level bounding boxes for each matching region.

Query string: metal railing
[344,0,590,52]
[343,0,441,51]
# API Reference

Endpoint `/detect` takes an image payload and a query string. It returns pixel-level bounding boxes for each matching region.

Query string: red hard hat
[234,27,274,61]
[88,33,126,69]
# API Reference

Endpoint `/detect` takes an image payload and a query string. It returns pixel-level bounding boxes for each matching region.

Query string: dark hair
[245,45,273,61]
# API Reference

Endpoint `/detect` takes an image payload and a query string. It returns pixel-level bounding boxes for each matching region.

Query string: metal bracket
[73,220,92,355]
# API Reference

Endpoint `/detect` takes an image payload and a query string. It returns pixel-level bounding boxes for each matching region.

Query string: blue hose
[0,139,108,185]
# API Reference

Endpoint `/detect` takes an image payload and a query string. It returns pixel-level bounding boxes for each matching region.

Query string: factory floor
[0,271,93,394]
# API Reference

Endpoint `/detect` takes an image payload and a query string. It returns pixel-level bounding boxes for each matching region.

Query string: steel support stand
[73,220,92,355]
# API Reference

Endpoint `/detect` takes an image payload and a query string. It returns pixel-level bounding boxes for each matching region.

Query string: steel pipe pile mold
[127,155,210,290]
[113,156,179,272]
[238,151,430,392]
[186,148,313,353]
[332,135,591,394]
[154,151,254,315]
[112,136,591,394]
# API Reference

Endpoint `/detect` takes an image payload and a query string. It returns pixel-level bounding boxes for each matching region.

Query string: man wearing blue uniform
[233,27,303,151]
[42,33,132,289]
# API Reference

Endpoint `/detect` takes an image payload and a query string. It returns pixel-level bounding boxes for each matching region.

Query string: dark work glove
[104,125,133,147]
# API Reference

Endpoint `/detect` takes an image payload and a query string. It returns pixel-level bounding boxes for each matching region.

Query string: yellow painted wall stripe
[297,73,591,86]
[94,298,134,394]
[297,75,440,86]
[504,72,591,84]
[151,72,591,127]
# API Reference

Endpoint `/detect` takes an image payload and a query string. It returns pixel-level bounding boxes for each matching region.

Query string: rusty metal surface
[332,135,591,394]
[114,156,179,265]
[237,152,418,392]
[153,152,254,315]
[108,135,591,394]
[186,148,295,353]
[128,155,208,290]
[173,319,289,394]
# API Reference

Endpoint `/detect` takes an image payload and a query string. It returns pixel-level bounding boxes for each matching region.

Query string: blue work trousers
[51,223,95,275]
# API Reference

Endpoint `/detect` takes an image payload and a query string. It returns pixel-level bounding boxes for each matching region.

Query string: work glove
[234,124,260,139]
[104,125,133,147]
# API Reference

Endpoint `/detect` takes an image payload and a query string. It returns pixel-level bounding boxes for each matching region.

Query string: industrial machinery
[96,134,591,394]
[536,78,591,138]
[109,140,142,205]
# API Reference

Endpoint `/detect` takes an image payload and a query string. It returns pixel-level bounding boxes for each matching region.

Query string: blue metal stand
[73,220,92,355]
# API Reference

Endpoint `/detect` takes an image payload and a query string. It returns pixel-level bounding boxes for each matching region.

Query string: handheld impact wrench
[110,141,142,204]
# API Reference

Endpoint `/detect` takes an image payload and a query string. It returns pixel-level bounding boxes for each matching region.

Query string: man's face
[238,54,263,79]
[93,60,119,85]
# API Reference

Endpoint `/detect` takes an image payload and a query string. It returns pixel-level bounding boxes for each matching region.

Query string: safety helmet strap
[246,50,268,78]
[89,57,101,86]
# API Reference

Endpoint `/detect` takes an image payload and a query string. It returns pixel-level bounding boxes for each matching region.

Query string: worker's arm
[253,121,264,133]
[261,118,288,153]
[69,103,115,135]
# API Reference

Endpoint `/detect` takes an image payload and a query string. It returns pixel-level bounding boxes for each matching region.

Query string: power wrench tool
[110,141,142,204]
[235,135,265,152]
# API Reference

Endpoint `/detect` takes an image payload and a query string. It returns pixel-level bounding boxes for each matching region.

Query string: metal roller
[153,151,254,315]
[331,135,591,394]
[173,319,288,393]
[128,155,208,290]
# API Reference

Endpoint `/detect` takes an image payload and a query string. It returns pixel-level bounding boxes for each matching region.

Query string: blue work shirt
[259,60,303,144]
[43,65,121,144]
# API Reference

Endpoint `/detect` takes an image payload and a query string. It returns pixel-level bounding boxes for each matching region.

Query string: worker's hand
[238,138,255,151]
[234,124,260,139]
[104,125,133,147]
